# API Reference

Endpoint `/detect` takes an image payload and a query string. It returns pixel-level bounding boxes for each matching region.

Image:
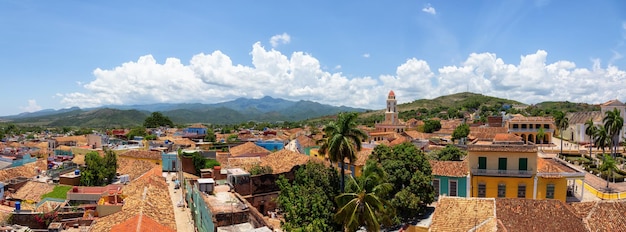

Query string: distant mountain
[0,96,368,127]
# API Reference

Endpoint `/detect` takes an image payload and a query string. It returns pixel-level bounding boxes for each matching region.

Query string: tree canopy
[80,149,118,186]
[451,123,470,142]
[422,120,442,133]
[431,144,466,161]
[144,112,174,128]
[277,162,342,232]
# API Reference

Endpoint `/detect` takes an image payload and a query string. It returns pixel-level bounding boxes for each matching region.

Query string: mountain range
[0,96,367,127]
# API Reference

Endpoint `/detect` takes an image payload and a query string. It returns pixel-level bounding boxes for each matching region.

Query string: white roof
[197,178,215,184]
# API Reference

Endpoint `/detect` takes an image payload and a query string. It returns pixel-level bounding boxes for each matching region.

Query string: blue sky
[1,0,625,116]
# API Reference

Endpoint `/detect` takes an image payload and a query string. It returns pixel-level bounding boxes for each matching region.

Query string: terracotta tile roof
[91,166,175,232]
[570,200,626,231]
[11,181,55,202]
[352,148,373,166]
[296,135,316,148]
[227,157,261,170]
[537,158,582,178]
[508,116,554,123]
[566,111,603,125]
[187,123,207,128]
[260,150,310,174]
[601,99,625,106]
[430,197,496,232]
[117,157,159,181]
[469,127,509,141]
[53,135,88,145]
[119,150,161,160]
[429,160,469,177]
[467,144,537,153]
[389,136,408,146]
[493,133,522,142]
[403,131,432,140]
[0,159,47,182]
[568,202,596,218]
[495,198,586,232]
[111,214,175,232]
[230,142,271,157]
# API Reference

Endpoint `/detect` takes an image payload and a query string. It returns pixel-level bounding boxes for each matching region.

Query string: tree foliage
[277,162,341,232]
[318,112,368,192]
[80,149,118,186]
[451,123,470,142]
[431,144,466,161]
[126,126,147,140]
[204,128,216,142]
[422,120,442,133]
[603,108,624,157]
[249,164,273,175]
[370,143,434,221]
[144,112,174,128]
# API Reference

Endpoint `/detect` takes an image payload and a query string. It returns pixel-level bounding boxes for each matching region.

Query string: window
[449,180,458,197]
[478,157,487,169]
[433,179,440,197]
[498,158,507,172]
[519,158,528,171]
[478,183,486,197]
[546,184,555,199]
[498,183,506,198]
[518,184,526,198]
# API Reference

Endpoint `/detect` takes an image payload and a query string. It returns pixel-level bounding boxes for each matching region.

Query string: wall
[180,156,197,175]
[537,177,567,202]
[243,191,279,215]
[162,153,178,172]
[434,175,467,197]
[59,176,81,186]
[233,168,297,196]
[185,181,214,232]
[471,176,534,199]
[468,150,537,173]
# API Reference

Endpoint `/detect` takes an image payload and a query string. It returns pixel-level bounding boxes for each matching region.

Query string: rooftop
[495,198,586,232]
[110,214,176,232]
[204,185,248,214]
[509,116,554,123]
[119,150,161,160]
[537,158,585,178]
[429,160,469,177]
[230,142,271,157]
[260,149,310,174]
[467,144,537,153]
[429,197,496,232]
[570,200,626,231]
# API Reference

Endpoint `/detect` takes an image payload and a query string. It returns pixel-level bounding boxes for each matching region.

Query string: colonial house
[430,160,470,198]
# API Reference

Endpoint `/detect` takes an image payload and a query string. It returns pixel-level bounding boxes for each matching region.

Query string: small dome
[388,90,395,97]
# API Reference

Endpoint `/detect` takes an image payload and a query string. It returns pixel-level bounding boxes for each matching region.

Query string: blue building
[430,160,470,198]
[255,140,284,151]
[162,152,179,172]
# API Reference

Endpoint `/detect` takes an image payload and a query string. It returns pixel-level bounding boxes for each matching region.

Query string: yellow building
[505,116,555,145]
[468,133,585,202]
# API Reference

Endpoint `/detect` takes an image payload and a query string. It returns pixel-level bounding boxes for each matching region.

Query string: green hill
[533,101,599,113]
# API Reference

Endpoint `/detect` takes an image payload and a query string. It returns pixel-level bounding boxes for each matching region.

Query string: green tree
[80,150,117,186]
[144,112,174,128]
[335,165,393,232]
[554,111,569,154]
[423,120,442,133]
[595,126,610,155]
[126,126,147,140]
[205,159,220,169]
[585,119,597,159]
[102,149,118,184]
[451,123,470,142]
[204,128,216,142]
[318,112,368,192]
[603,108,624,158]
[371,143,434,221]
[277,162,341,232]
[536,127,545,151]
[599,154,618,189]
[433,144,466,161]
[249,164,273,175]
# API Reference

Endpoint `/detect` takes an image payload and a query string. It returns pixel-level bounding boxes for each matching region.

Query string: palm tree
[554,111,569,155]
[603,108,624,158]
[318,112,369,192]
[585,119,597,159]
[599,154,618,189]
[536,127,545,151]
[594,126,610,155]
[335,162,393,232]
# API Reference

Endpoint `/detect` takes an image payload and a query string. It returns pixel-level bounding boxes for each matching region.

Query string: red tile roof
[229,142,271,157]
[429,197,496,232]
[537,158,582,178]
[261,149,310,174]
[495,198,586,232]
[110,214,176,232]
[570,200,626,231]
[429,160,469,177]
[119,150,161,160]
[493,133,522,142]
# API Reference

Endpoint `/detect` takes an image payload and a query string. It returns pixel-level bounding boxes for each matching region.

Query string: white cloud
[422,4,436,15]
[363,53,370,58]
[269,33,291,48]
[334,65,342,70]
[59,44,626,111]
[20,100,42,112]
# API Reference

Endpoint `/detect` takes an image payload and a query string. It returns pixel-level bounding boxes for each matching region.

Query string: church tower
[384,90,398,125]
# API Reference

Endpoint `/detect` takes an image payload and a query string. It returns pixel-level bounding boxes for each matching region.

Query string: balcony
[508,128,554,133]
[471,168,534,177]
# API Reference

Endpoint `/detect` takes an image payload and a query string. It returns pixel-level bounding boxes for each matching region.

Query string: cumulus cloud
[422,4,436,15]
[59,44,626,111]
[20,100,42,112]
[269,33,291,48]
[363,53,370,58]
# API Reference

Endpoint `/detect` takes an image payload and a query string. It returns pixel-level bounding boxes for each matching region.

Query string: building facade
[374,90,406,133]
[505,116,555,145]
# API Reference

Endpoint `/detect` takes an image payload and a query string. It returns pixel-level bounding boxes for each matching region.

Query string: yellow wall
[471,176,568,201]
[309,148,325,161]
[468,150,537,173]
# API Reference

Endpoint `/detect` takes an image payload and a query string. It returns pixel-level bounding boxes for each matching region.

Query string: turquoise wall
[433,175,468,197]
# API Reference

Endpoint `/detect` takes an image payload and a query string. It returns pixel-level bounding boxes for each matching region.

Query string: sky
[1,0,626,116]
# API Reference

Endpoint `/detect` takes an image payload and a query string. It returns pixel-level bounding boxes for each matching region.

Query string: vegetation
[318,112,369,192]
[431,144,466,161]
[80,149,118,186]
[585,119,596,158]
[126,126,147,140]
[370,143,435,222]
[277,162,341,232]
[537,127,545,150]
[204,128,216,142]
[41,185,73,199]
[422,119,441,133]
[451,123,470,142]
[603,108,624,158]
[594,126,610,154]
[335,163,393,232]
[249,164,273,175]
[143,112,174,128]
[599,154,618,189]
[554,111,569,154]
